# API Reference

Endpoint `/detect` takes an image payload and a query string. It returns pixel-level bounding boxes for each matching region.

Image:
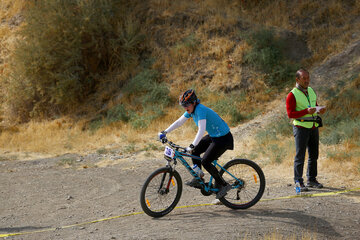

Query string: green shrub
[271,114,293,137]
[321,119,360,145]
[244,29,283,72]
[255,113,292,144]
[88,116,104,132]
[244,28,298,87]
[125,69,171,106]
[207,91,246,125]
[267,144,285,164]
[173,34,200,53]
[119,68,171,128]
[256,128,278,145]
[97,147,108,155]
[2,0,144,121]
[86,67,171,131]
[130,105,165,129]
[106,104,130,124]
[321,75,360,145]
[178,34,200,51]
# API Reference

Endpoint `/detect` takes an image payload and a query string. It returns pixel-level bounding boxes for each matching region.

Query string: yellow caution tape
[1,187,359,238]
[260,187,360,201]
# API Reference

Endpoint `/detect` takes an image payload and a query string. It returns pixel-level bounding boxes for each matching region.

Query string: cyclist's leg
[201,142,228,186]
[201,132,234,186]
[191,135,211,168]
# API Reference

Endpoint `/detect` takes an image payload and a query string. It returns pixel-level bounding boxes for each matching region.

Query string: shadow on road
[231,208,342,238]
[0,226,50,233]
[161,206,342,238]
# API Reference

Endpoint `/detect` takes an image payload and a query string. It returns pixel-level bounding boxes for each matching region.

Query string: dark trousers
[293,126,319,183]
[192,132,234,186]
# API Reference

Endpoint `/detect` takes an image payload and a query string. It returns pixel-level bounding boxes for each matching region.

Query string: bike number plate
[164,146,175,158]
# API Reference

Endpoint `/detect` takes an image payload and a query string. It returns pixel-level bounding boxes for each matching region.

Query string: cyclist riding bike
[158,89,234,199]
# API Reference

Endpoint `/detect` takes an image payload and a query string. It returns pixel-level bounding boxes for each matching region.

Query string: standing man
[286,68,326,192]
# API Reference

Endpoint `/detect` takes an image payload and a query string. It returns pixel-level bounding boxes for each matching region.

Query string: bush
[207,91,246,125]
[244,28,298,87]
[271,114,293,137]
[321,75,360,145]
[172,34,200,62]
[124,69,171,107]
[2,0,144,121]
[86,67,171,131]
[106,104,130,124]
[321,119,360,145]
[129,105,165,129]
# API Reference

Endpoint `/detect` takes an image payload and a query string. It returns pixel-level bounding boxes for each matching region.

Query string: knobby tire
[218,159,265,209]
[140,167,182,217]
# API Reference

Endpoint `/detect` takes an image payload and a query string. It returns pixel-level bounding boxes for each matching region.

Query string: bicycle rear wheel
[219,159,265,209]
[140,167,182,217]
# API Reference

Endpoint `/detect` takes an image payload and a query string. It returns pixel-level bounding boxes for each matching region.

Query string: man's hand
[319,107,326,114]
[307,107,316,114]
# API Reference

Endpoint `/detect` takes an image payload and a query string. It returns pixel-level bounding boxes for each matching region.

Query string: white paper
[164,146,175,158]
[315,106,326,113]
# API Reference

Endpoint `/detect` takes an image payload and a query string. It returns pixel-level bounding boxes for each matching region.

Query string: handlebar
[160,138,187,152]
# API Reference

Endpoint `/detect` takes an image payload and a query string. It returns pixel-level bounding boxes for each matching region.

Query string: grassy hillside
[0,0,359,172]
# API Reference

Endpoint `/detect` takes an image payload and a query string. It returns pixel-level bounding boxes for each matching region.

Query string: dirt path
[0,151,359,240]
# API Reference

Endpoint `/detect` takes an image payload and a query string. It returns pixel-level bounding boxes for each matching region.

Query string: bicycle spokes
[140,167,183,217]
[218,159,265,209]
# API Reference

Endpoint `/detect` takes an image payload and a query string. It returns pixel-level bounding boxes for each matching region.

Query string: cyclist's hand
[186,144,195,153]
[158,131,167,143]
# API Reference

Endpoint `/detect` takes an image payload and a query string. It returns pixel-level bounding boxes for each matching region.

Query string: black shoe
[295,182,309,192]
[216,183,232,199]
[306,180,323,188]
[185,177,203,189]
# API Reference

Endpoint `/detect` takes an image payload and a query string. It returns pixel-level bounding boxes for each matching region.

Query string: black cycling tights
[191,133,233,187]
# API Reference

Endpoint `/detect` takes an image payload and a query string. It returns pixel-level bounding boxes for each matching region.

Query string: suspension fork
[159,166,175,192]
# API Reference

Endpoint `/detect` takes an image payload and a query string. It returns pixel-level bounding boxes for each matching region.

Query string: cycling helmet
[179,89,198,107]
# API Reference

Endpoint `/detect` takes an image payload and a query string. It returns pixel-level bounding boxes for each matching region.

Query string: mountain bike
[140,138,266,218]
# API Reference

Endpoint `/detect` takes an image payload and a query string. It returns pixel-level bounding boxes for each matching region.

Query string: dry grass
[238,0,360,65]
[263,229,317,240]
[0,0,22,76]
[0,0,26,19]
[0,112,197,157]
[232,132,360,189]
[323,142,360,180]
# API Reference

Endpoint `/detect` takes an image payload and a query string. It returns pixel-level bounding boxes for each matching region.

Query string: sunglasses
[181,102,192,108]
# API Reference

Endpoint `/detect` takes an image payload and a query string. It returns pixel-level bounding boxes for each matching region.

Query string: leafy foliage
[207,91,247,125]
[3,0,144,121]
[321,75,360,145]
[88,68,172,130]
[244,28,299,87]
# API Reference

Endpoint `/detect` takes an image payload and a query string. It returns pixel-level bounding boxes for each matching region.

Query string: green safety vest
[291,87,318,128]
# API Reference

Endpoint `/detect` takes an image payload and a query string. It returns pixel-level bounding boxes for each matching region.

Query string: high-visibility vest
[291,87,318,128]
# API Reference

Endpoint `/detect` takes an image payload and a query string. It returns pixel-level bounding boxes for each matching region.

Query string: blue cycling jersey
[184,104,230,137]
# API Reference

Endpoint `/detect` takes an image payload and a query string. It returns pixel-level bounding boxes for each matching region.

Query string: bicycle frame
[167,143,244,193]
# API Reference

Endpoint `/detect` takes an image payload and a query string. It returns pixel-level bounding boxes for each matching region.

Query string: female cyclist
[158,89,234,199]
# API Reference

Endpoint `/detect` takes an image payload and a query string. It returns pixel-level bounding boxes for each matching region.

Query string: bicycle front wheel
[219,159,265,209]
[140,167,182,217]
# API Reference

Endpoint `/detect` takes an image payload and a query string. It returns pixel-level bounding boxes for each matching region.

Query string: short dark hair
[296,68,309,79]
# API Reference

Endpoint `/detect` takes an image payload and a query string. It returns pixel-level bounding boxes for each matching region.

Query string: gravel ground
[0,153,359,240]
